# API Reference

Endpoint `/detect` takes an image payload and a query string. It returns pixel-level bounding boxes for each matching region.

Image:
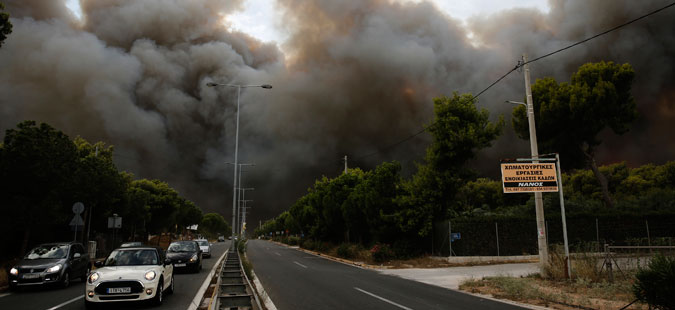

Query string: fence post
[495,222,500,256]
[595,218,600,252]
[605,243,614,283]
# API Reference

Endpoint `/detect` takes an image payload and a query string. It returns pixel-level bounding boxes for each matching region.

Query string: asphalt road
[0,240,230,310]
[247,240,526,310]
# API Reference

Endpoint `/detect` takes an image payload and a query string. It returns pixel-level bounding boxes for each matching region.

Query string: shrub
[370,243,394,263]
[633,254,675,310]
[337,243,355,259]
[237,239,247,254]
[301,239,315,251]
[286,236,300,246]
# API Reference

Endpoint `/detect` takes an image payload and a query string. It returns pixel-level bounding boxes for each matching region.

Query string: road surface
[246,240,525,310]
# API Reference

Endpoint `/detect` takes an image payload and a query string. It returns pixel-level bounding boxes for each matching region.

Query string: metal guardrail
[213,242,261,310]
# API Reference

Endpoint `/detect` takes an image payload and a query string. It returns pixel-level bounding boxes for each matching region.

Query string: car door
[158,249,172,289]
[69,244,84,277]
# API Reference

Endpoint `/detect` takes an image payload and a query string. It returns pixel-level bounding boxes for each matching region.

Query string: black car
[9,242,91,289]
[166,241,202,273]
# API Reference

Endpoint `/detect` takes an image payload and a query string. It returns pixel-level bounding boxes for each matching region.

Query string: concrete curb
[250,268,277,310]
[189,249,227,310]
[269,241,385,270]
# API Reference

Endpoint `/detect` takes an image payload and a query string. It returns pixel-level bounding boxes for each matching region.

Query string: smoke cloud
[1,0,673,225]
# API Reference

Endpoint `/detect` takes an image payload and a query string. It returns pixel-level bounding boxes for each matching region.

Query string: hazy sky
[6,0,674,228]
[66,0,550,44]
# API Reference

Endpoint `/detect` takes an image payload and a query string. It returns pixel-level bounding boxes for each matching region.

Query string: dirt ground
[460,276,646,310]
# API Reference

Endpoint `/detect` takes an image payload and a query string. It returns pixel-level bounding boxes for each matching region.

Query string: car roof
[115,246,162,251]
[170,240,198,243]
[38,242,76,247]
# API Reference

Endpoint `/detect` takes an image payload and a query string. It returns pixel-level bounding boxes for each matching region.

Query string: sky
[4,0,674,230]
[66,0,551,44]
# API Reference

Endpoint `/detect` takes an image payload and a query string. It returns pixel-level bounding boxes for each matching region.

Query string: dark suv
[9,242,91,289]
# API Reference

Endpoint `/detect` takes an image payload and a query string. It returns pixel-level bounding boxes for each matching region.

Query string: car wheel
[60,271,70,288]
[82,265,91,282]
[152,279,163,306]
[166,274,174,295]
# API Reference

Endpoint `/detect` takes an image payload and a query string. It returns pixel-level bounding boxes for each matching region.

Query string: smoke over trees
[1,0,674,225]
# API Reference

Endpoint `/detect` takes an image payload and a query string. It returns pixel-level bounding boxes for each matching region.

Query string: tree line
[256,61,673,256]
[0,121,229,259]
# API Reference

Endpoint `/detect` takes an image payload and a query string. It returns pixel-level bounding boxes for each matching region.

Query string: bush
[237,239,247,254]
[301,239,315,251]
[370,243,394,263]
[633,254,675,310]
[337,243,355,259]
[286,236,300,246]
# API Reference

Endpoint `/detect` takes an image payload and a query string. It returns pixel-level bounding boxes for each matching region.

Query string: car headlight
[189,254,198,262]
[10,267,18,275]
[88,272,100,284]
[144,271,156,281]
[46,264,62,273]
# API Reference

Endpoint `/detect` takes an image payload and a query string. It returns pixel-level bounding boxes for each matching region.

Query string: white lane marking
[0,293,11,298]
[354,287,413,310]
[45,295,82,310]
[274,252,281,256]
[293,261,308,268]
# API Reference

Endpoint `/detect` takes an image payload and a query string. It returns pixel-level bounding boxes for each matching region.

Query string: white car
[84,246,174,309]
[195,239,211,258]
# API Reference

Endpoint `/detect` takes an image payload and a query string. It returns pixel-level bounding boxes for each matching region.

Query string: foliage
[397,93,503,236]
[200,213,230,239]
[633,254,675,310]
[370,243,394,263]
[0,2,12,48]
[513,61,636,208]
[0,121,208,260]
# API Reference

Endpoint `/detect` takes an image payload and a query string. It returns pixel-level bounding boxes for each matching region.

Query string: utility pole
[241,200,253,236]
[84,146,99,243]
[344,155,348,174]
[522,54,549,272]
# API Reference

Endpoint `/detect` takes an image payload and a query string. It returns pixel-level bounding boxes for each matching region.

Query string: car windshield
[25,245,68,259]
[120,242,142,247]
[104,249,159,266]
[167,242,197,252]
[197,240,209,247]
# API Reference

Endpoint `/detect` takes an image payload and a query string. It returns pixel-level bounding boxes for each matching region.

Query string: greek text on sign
[501,163,558,193]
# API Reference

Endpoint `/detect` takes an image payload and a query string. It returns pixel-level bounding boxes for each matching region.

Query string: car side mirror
[94,261,104,268]
[164,258,172,266]
[74,253,81,258]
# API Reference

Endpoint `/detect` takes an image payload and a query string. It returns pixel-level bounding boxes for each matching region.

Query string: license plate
[22,273,40,279]
[175,263,186,267]
[107,287,131,294]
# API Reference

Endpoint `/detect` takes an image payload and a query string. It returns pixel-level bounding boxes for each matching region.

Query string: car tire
[166,274,174,295]
[60,270,70,288]
[82,265,91,282]
[152,279,163,306]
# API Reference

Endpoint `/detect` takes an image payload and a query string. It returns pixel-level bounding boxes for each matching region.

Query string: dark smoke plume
[1,0,673,226]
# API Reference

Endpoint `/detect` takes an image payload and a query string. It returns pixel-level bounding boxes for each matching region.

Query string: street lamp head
[505,100,526,106]
[206,82,218,87]
[261,84,273,89]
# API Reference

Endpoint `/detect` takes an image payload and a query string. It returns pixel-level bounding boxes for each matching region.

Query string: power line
[354,1,675,161]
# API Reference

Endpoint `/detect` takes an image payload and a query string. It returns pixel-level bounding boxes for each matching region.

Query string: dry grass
[460,275,644,310]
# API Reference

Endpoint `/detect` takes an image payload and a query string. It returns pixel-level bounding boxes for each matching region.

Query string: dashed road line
[293,261,308,268]
[45,295,82,310]
[354,287,413,310]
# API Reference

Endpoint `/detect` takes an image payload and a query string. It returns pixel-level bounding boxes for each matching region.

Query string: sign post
[70,202,85,242]
[501,155,571,278]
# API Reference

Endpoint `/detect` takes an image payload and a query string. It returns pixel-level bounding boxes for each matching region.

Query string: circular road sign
[72,202,85,214]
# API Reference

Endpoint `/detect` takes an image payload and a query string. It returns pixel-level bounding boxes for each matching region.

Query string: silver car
[195,239,211,258]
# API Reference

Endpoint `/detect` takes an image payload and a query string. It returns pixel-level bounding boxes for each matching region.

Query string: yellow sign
[501,163,558,193]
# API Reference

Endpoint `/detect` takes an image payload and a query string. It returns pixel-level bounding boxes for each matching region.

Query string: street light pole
[207,82,272,240]
[240,188,254,236]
